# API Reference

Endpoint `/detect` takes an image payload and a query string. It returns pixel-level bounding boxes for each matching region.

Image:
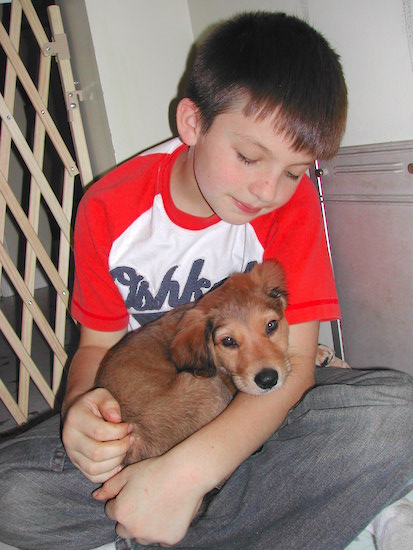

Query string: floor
[0,286,79,437]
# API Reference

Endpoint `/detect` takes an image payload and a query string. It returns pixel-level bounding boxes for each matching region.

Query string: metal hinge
[64,90,84,121]
[42,33,70,60]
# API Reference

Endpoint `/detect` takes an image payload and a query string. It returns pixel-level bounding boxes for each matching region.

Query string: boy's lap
[0,413,65,470]
[314,364,413,386]
[0,413,98,521]
[0,367,411,549]
[0,412,60,445]
[0,413,115,549]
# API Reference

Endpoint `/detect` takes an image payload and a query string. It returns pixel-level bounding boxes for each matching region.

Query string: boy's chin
[218,210,262,225]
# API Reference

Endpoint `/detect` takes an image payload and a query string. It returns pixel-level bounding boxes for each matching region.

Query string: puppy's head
[170,260,290,394]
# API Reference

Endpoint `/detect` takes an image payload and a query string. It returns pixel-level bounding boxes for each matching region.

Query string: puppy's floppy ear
[269,287,288,310]
[169,308,217,378]
[254,260,288,311]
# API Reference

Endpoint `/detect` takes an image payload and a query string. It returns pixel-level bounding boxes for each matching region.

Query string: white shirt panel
[108,194,264,330]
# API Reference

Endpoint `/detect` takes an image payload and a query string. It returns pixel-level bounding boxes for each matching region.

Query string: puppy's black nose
[254,368,278,389]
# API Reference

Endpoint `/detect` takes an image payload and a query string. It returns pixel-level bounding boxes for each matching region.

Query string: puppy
[96,260,290,465]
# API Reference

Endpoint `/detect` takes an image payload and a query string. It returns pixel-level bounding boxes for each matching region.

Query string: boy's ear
[176,98,200,146]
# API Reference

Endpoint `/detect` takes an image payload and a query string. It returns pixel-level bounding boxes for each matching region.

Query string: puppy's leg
[316,344,351,369]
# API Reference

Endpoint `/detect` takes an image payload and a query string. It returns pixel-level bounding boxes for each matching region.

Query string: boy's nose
[250,177,279,204]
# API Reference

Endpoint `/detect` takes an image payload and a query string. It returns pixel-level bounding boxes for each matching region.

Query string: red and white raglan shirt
[71,138,340,332]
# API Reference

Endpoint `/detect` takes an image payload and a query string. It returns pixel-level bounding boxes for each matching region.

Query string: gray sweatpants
[1,367,412,550]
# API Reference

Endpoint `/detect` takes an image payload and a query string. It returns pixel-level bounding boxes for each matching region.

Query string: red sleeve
[70,191,129,331]
[252,175,340,325]
[70,149,171,331]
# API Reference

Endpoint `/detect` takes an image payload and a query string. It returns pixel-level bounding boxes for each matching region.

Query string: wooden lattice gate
[0,0,92,426]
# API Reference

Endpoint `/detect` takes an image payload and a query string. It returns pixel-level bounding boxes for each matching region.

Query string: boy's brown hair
[186,11,347,159]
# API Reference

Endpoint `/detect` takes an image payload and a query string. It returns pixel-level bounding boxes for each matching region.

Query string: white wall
[57,0,117,178]
[187,0,307,36]
[307,0,413,146]
[80,0,413,163]
[188,0,413,147]
[83,0,193,163]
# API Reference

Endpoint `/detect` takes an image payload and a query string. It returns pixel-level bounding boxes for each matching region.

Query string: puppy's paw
[316,344,351,369]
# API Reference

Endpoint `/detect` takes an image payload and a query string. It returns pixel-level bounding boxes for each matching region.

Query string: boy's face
[178,102,314,225]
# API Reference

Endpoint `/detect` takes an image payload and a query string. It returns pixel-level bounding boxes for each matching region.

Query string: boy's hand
[62,387,132,483]
[93,455,204,546]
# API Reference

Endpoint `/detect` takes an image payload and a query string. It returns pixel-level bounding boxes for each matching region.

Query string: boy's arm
[95,320,319,546]
[62,326,131,483]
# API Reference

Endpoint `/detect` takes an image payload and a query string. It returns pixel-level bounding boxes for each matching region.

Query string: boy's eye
[238,153,256,166]
[286,171,300,181]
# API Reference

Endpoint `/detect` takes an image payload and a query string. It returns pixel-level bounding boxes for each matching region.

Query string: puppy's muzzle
[254,368,279,390]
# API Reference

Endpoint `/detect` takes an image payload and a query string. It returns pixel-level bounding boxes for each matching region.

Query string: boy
[1,11,412,550]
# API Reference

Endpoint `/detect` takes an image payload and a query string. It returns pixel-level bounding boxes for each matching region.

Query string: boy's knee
[367,369,413,420]
[353,370,413,464]
[311,368,413,464]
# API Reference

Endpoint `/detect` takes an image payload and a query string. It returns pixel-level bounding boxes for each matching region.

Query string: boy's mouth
[232,198,262,215]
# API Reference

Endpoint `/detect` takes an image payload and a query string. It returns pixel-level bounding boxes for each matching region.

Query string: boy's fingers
[63,393,130,443]
[80,432,132,463]
[102,408,122,423]
[92,418,131,443]
[99,394,123,423]
[115,524,142,543]
[74,455,123,483]
[79,412,130,443]
[87,387,123,424]
[94,468,129,503]
[67,432,132,482]
[84,464,123,485]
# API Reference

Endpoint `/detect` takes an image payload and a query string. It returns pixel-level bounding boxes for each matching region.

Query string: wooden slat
[0,377,27,425]
[0,93,72,243]
[0,20,79,176]
[0,168,69,306]
[19,0,49,48]
[0,1,22,173]
[48,5,93,187]
[0,242,68,366]
[0,309,55,408]
[53,295,67,395]
[53,169,75,393]
[48,176,74,397]
[19,49,52,416]
[0,0,22,291]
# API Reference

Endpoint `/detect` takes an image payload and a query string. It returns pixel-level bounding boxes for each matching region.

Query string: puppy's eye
[221,336,238,348]
[266,320,279,335]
